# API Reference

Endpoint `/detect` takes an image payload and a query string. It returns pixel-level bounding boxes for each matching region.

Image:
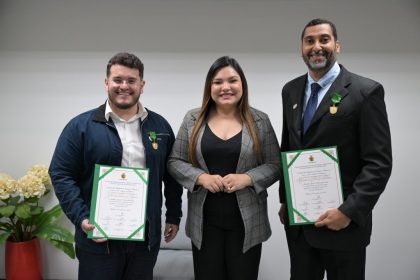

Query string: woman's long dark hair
[188,56,262,166]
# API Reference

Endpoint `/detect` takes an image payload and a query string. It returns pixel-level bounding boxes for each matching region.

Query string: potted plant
[0,165,75,279]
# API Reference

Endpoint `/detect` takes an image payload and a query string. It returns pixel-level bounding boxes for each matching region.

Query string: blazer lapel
[292,77,307,139]
[236,125,251,172]
[193,119,210,173]
[309,66,351,128]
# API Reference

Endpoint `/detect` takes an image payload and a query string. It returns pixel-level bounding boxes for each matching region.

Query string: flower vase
[5,238,42,280]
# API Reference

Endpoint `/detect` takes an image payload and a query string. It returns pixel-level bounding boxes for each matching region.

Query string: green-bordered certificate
[88,164,149,241]
[281,147,343,225]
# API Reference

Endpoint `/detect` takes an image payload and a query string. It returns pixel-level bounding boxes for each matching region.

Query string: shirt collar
[105,100,148,122]
[307,61,340,88]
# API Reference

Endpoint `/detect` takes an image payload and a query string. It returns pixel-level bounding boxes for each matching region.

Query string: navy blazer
[279,65,392,250]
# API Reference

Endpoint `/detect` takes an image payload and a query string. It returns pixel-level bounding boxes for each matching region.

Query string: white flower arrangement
[0,173,17,200]
[0,165,75,258]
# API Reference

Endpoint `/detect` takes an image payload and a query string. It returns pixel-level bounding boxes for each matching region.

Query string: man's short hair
[106,52,144,79]
[301,18,338,41]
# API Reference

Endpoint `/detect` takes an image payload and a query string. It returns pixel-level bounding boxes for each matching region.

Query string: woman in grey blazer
[168,56,280,280]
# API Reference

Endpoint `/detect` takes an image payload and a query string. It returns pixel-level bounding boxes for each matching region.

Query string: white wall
[1,0,419,279]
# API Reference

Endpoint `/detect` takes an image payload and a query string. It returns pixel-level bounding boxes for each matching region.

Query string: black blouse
[201,124,242,176]
[201,124,243,229]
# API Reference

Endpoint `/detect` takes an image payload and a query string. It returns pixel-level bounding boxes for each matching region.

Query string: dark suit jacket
[279,65,392,250]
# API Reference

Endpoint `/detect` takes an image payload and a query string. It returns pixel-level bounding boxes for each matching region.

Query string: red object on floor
[5,238,42,280]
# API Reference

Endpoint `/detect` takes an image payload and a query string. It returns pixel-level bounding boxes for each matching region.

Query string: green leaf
[35,223,75,258]
[0,232,12,245]
[30,206,44,216]
[15,203,32,219]
[48,239,75,259]
[35,223,74,244]
[33,204,63,229]
[7,196,21,206]
[25,196,40,203]
[0,205,16,217]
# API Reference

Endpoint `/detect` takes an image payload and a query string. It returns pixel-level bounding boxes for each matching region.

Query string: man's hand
[278,204,286,224]
[81,219,107,243]
[196,173,224,193]
[315,208,351,230]
[221,174,252,193]
[164,223,179,243]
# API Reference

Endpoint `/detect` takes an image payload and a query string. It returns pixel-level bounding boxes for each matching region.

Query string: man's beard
[113,102,137,110]
[304,50,336,72]
[109,92,140,110]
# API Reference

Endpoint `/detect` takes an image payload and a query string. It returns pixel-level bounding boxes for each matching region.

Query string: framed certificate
[88,164,149,241]
[281,147,343,225]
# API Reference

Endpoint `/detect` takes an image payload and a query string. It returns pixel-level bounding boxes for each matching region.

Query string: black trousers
[287,229,366,280]
[76,241,159,280]
[192,192,262,280]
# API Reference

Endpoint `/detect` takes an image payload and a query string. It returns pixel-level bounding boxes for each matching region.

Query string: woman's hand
[196,173,224,193]
[222,174,252,193]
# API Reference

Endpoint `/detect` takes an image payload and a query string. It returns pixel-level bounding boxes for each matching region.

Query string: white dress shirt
[105,101,148,168]
[303,62,341,113]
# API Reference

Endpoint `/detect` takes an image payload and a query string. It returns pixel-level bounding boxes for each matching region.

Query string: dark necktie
[302,82,321,134]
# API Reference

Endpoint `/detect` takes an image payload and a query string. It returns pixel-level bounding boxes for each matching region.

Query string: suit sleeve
[338,83,392,226]
[279,88,290,203]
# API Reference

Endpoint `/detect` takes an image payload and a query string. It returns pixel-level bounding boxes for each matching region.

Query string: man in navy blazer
[279,18,392,280]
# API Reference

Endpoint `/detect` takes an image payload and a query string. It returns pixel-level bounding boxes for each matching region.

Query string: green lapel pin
[149,131,158,150]
[330,93,342,114]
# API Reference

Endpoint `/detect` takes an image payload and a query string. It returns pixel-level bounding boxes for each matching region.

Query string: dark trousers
[76,241,159,280]
[192,192,262,280]
[287,230,366,280]
[192,224,262,280]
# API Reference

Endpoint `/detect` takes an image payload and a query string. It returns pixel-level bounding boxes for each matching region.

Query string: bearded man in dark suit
[279,18,392,280]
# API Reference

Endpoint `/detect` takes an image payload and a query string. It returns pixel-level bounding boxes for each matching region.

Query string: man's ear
[104,78,109,90]
[335,40,341,54]
[139,80,146,94]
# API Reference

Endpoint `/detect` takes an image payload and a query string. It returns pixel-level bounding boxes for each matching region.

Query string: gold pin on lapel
[329,106,338,114]
[330,93,342,115]
[149,131,158,150]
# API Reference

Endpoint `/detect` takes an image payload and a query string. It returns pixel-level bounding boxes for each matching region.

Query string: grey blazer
[168,107,280,252]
